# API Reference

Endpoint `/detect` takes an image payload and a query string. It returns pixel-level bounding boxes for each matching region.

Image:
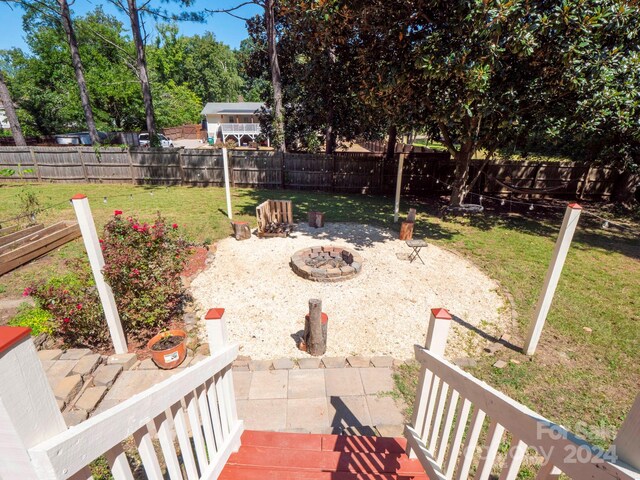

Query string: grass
[0,182,638,448]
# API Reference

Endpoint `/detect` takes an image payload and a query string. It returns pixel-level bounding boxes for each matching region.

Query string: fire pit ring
[290,245,363,282]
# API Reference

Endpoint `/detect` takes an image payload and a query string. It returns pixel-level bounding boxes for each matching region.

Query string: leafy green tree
[329,0,640,205]
[149,24,244,103]
[154,80,202,127]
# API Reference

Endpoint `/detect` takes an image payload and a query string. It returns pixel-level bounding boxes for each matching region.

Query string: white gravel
[190,223,510,360]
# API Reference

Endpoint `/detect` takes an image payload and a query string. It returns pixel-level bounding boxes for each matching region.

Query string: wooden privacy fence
[0,146,635,201]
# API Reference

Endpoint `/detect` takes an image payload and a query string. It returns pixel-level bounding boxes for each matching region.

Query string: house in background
[201,102,267,146]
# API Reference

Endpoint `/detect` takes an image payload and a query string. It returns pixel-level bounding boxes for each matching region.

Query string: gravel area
[191,223,510,360]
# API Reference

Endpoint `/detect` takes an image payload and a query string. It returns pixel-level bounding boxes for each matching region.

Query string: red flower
[114,210,123,216]
[22,287,33,297]
[99,239,104,243]
[76,303,82,310]
[172,223,178,229]
[132,224,140,231]
[63,317,70,324]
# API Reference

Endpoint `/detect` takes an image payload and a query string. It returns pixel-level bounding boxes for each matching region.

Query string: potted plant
[147,329,187,369]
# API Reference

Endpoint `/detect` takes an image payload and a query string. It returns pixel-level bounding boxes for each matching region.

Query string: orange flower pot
[147,329,187,369]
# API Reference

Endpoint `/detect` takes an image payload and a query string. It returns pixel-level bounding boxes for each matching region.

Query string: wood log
[399,221,414,241]
[308,211,325,228]
[304,298,327,356]
[231,221,251,241]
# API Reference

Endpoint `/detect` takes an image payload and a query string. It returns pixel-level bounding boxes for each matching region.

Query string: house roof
[201,102,264,115]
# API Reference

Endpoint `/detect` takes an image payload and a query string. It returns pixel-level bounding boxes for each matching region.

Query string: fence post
[407,308,452,458]
[29,147,41,182]
[71,194,128,354]
[222,148,233,220]
[611,393,640,472]
[0,326,67,479]
[204,308,241,451]
[524,203,582,355]
[394,153,406,223]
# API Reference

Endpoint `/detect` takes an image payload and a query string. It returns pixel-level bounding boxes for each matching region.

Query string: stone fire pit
[290,245,363,282]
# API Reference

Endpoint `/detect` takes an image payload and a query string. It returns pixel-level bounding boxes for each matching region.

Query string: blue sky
[0,0,262,52]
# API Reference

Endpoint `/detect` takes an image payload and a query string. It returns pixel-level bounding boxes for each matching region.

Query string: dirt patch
[181,246,209,278]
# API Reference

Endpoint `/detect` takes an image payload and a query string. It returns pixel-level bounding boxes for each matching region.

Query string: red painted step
[227,445,424,475]
[240,430,408,453]
[220,465,427,480]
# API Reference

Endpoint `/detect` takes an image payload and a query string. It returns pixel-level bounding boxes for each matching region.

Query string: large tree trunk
[127,0,157,145]
[386,124,397,160]
[449,142,474,206]
[58,0,100,145]
[265,0,285,152]
[0,71,26,146]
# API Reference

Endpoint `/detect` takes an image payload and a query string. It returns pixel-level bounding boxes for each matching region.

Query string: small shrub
[27,263,109,348]
[101,212,189,338]
[9,303,54,336]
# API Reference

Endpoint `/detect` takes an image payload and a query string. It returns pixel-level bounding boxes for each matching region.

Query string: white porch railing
[220,123,260,136]
[406,309,640,480]
[0,308,242,480]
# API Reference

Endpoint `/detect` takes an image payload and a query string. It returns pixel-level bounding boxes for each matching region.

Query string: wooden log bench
[256,199,294,238]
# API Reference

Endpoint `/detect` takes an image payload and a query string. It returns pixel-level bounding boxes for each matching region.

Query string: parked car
[54,131,108,145]
[139,133,174,148]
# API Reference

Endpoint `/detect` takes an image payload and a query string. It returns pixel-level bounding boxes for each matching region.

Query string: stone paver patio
[37,348,406,435]
[234,367,405,436]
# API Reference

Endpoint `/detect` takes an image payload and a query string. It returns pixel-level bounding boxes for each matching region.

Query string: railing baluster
[197,383,218,456]
[421,375,441,445]
[498,437,527,480]
[105,442,135,480]
[206,377,227,448]
[429,382,450,453]
[411,364,435,441]
[133,425,164,479]
[153,411,184,480]
[535,462,562,479]
[170,402,199,480]
[474,420,505,480]
[436,389,460,465]
[215,370,231,436]
[185,390,209,473]
[455,406,486,480]
[444,397,471,479]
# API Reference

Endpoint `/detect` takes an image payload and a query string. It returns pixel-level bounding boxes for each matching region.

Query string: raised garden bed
[0,221,81,275]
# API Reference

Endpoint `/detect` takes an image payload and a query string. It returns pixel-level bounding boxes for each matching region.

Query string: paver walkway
[234,367,405,436]
[38,348,406,435]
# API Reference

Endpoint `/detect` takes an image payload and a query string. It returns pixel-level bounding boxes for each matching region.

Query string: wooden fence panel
[0,147,37,182]
[232,151,282,188]
[0,146,634,201]
[284,153,333,190]
[181,149,224,185]
[333,152,383,193]
[78,147,133,183]
[33,147,85,182]
[131,148,182,184]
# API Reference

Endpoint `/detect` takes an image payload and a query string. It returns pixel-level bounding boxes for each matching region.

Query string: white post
[407,307,452,458]
[524,203,582,355]
[222,147,233,220]
[71,194,128,354]
[612,393,640,472]
[393,153,406,223]
[204,308,241,451]
[0,326,67,478]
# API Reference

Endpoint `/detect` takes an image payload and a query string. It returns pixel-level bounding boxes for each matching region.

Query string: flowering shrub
[27,263,109,347]
[101,212,189,338]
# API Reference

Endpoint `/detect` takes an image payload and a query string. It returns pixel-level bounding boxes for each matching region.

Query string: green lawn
[0,182,638,447]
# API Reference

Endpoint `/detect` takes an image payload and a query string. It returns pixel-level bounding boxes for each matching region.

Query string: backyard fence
[0,146,635,201]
